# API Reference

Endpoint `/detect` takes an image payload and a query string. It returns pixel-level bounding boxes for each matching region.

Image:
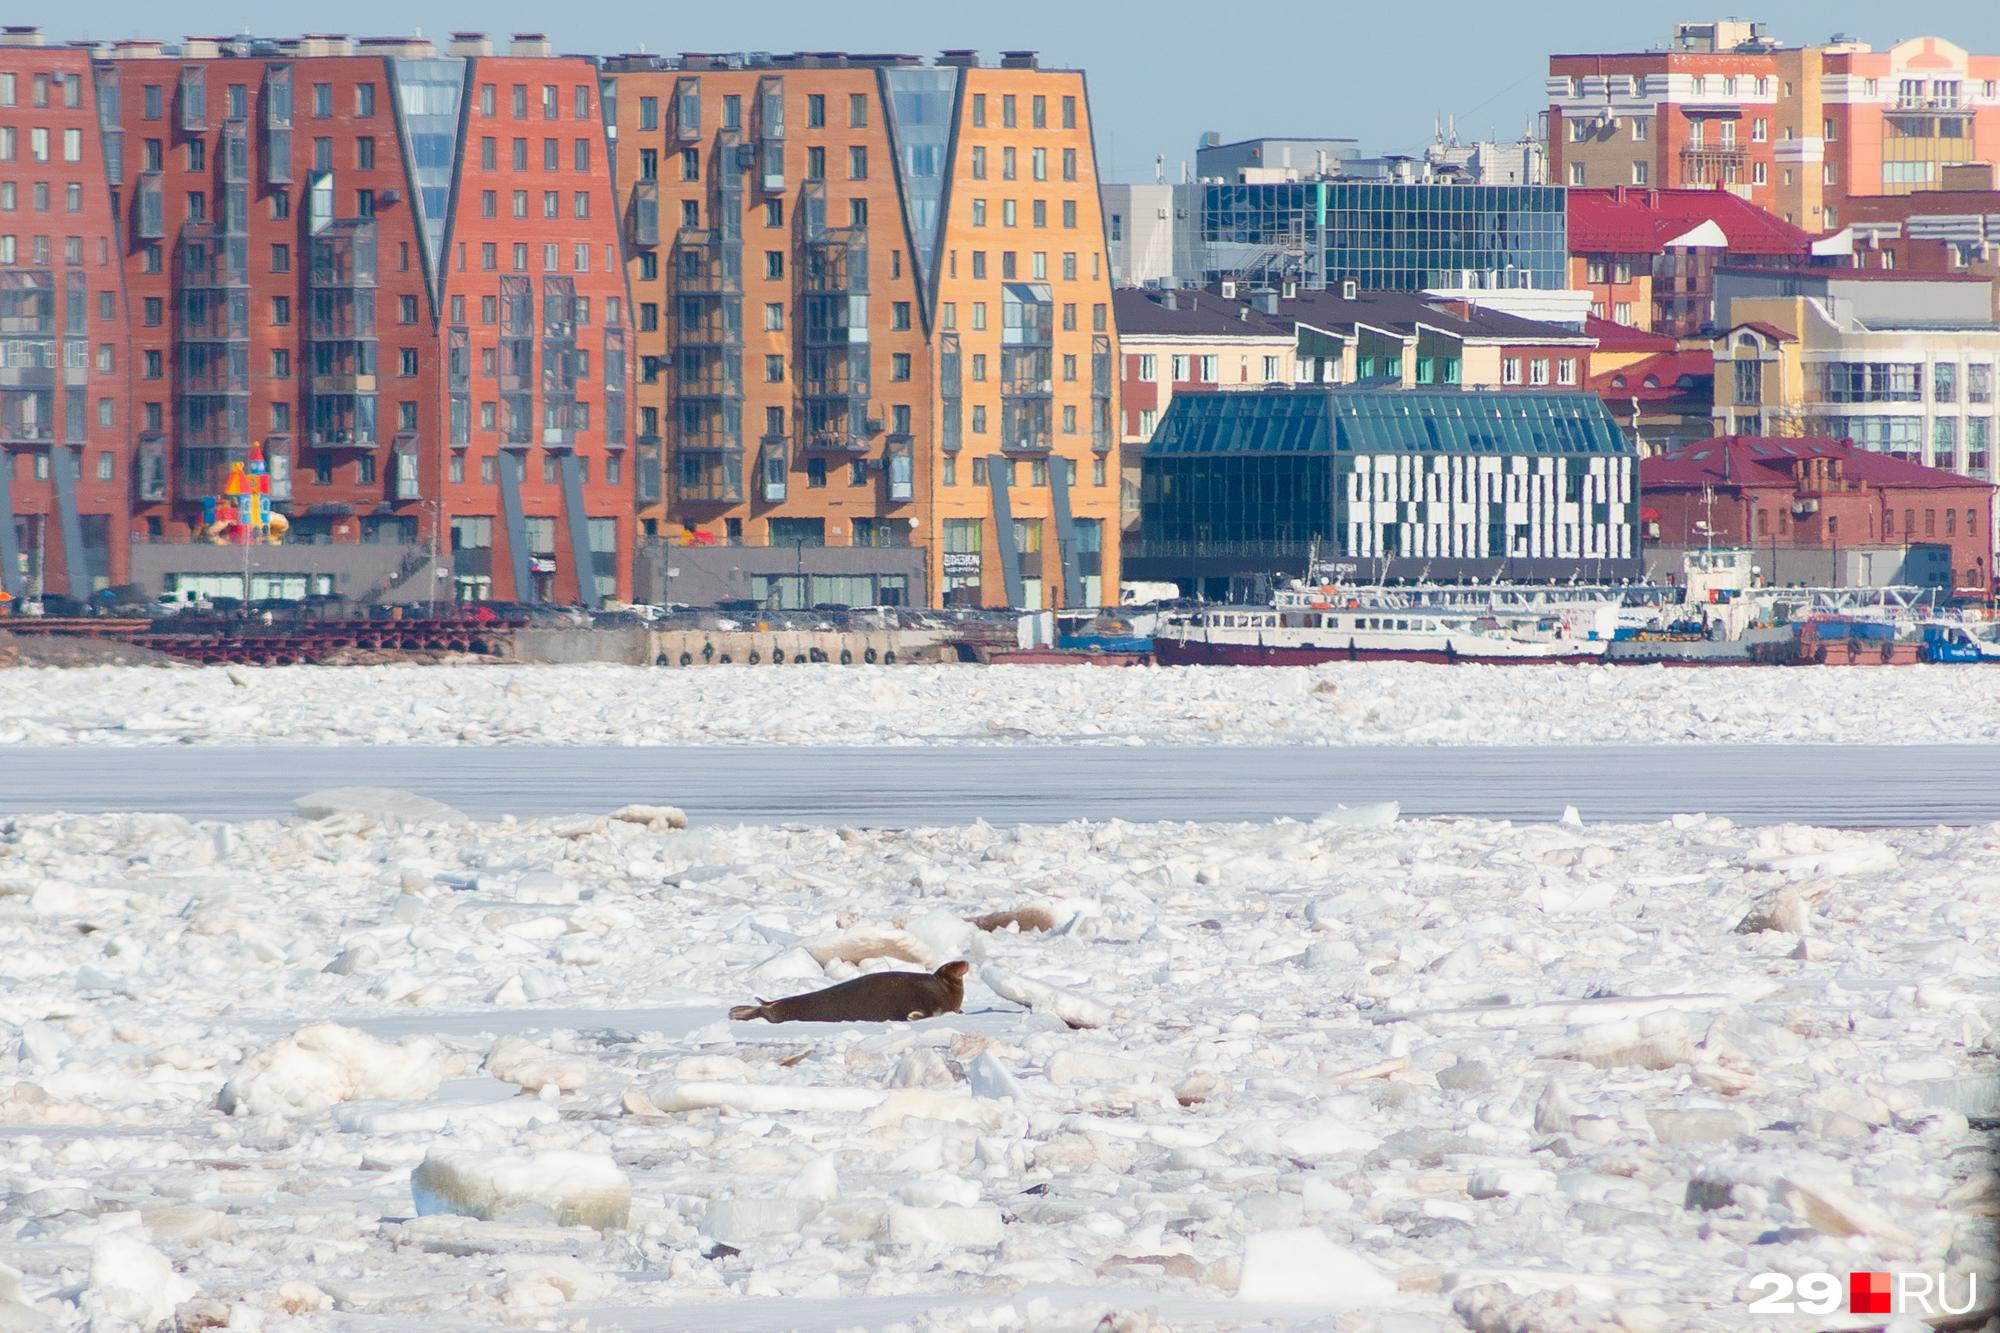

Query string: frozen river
[4,743,1998,826]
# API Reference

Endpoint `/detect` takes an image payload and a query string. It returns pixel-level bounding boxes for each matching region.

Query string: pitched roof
[1590,349,1714,402]
[1567,187,1816,257]
[1641,435,1997,491]
[1113,285,1593,345]
[1258,287,1593,343]
[1583,315,1676,353]
[1112,288,1293,338]
[1723,319,1798,344]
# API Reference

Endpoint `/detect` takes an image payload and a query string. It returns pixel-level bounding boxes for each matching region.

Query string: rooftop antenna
[1154,153,1164,184]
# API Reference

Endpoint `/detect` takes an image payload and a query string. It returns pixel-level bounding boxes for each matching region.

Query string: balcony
[310,372,378,396]
[674,450,743,505]
[1677,145,1747,187]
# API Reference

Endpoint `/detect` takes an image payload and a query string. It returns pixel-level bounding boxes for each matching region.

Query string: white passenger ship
[1154,587,1613,666]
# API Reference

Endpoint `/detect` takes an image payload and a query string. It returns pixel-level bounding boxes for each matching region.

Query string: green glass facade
[1134,388,1638,589]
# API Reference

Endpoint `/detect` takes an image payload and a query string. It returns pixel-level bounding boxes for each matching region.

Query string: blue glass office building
[1184,181,1567,293]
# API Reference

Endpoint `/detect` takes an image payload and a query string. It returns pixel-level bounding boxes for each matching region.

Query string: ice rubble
[0,805,1990,1328]
[6,659,2000,746]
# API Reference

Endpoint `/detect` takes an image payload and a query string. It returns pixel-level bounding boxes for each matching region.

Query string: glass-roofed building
[1132,388,1638,595]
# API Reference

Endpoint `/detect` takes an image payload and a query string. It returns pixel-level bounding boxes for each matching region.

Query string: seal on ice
[729,961,969,1024]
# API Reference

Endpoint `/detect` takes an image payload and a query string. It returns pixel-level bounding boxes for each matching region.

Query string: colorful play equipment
[201,443,289,545]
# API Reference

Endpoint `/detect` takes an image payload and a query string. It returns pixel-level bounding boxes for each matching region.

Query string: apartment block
[1549,20,2000,230]
[605,49,1119,610]
[1709,267,2000,480]
[0,28,635,607]
[0,28,131,598]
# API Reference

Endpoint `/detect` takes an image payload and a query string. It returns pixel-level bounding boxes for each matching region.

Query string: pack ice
[8,660,2000,746]
[0,802,1991,1329]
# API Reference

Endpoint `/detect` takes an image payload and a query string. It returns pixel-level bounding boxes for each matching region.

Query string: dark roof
[1114,285,1592,345]
[1642,436,1997,491]
[1149,388,1631,458]
[1568,187,1814,257]
[1271,288,1592,343]
[1111,288,1292,338]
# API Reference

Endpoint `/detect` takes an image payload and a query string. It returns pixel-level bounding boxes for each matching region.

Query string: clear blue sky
[41,1,2000,180]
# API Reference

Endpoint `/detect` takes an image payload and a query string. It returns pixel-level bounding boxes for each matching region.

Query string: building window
[848,146,868,180]
[1631,117,1648,142]
[1502,357,1522,385]
[1633,161,1649,185]
[1557,357,1577,386]
[1569,162,1585,186]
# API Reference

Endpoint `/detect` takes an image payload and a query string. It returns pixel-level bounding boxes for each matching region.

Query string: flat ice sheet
[0,803,1992,1329]
[6,659,2000,747]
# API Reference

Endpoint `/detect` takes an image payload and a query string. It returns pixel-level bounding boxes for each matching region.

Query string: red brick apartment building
[0,27,635,605]
[0,29,131,597]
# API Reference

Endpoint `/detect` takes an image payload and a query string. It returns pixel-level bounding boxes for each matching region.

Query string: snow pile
[7,659,2000,746]
[83,1235,195,1328]
[0,805,1992,1328]
[217,1022,447,1116]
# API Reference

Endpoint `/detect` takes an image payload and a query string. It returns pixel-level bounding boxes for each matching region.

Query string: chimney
[106,38,168,59]
[448,31,493,56]
[1257,291,1280,315]
[182,36,222,59]
[938,48,980,68]
[1160,290,1177,311]
[999,49,1038,69]
[0,26,46,47]
[509,32,553,58]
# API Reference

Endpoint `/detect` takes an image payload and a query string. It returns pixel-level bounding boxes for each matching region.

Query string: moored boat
[1153,603,1609,666]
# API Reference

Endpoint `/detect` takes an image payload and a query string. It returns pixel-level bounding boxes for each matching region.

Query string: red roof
[1583,315,1675,353]
[1591,349,1713,402]
[1642,436,1997,492]
[1724,320,1798,344]
[1568,187,1816,258]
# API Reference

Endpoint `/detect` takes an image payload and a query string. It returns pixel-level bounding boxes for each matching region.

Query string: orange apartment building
[605,49,1118,610]
[1549,19,2000,231]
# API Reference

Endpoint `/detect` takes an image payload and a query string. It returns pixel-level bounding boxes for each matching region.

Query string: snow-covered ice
[7,659,2000,746]
[0,800,1992,1329]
